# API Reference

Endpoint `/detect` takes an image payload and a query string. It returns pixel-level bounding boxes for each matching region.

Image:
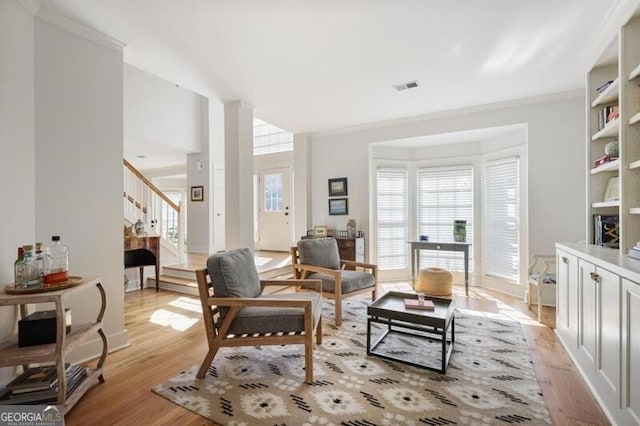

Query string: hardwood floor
[65,284,610,426]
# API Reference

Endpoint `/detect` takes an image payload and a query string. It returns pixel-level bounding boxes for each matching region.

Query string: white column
[224,101,254,251]
[293,133,311,242]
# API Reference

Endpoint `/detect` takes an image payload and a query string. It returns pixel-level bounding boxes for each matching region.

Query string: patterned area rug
[153,297,551,425]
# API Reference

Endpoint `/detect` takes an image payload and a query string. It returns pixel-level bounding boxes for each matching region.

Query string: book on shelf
[598,105,619,129]
[594,214,620,248]
[0,365,87,405]
[5,365,58,393]
[596,80,614,94]
[593,155,618,168]
[628,247,640,260]
[404,298,435,310]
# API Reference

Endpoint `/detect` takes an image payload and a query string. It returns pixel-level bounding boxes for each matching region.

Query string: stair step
[157,275,197,287]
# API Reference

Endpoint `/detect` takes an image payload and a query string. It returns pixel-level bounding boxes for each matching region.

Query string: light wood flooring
[65,283,609,426]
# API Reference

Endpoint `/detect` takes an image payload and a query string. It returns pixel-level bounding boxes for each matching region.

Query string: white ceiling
[39,0,617,135]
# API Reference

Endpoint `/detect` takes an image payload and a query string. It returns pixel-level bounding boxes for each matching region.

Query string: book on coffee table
[404,298,435,310]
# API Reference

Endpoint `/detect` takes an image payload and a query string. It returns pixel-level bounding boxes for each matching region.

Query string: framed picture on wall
[190,185,204,202]
[329,198,348,215]
[313,225,328,237]
[328,177,348,197]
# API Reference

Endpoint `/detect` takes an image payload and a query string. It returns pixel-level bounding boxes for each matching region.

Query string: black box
[18,309,72,347]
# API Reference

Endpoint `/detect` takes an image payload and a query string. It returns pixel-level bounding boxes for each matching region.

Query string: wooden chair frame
[290,246,378,326]
[527,254,556,322]
[196,269,322,383]
[195,269,323,383]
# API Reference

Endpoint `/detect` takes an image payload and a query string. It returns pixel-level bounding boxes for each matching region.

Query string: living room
[1,1,638,424]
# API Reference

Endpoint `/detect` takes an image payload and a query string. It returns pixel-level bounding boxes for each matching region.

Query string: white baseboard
[67,329,129,365]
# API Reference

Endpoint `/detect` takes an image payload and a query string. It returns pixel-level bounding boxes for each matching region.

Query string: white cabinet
[577,259,598,367]
[622,278,640,424]
[555,243,638,425]
[556,250,579,346]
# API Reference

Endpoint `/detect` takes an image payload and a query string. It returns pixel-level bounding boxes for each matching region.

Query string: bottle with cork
[44,235,69,285]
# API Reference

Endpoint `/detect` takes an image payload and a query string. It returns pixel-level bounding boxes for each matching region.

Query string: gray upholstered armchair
[195,248,323,383]
[291,238,378,326]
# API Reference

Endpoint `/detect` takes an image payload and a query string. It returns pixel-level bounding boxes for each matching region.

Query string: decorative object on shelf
[419,235,429,241]
[604,140,619,156]
[453,220,467,242]
[18,309,72,347]
[346,219,356,237]
[190,185,204,202]
[594,214,619,248]
[603,177,620,201]
[328,177,348,197]
[313,225,327,237]
[134,219,145,236]
[123,225,134,237]
[329,198,348,215]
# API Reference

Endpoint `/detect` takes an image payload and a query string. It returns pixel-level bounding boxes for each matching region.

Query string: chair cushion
[219,292,323,335]
[530,272,557,284]
[303,270,375,294]
[207,248,261,298]
[297,238,341,270]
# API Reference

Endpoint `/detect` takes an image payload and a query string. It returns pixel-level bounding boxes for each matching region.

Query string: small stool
[416,267,453,296]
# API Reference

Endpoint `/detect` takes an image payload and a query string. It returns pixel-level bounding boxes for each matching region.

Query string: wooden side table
[0,277,107,413]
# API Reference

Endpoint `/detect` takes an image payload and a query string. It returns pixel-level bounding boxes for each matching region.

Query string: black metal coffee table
[366,291,455,373]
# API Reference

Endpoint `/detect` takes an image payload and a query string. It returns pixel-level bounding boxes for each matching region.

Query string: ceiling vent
[394,80,419,91]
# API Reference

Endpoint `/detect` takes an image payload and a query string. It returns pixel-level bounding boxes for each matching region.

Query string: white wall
[34,16,127,359]
[309,95,586,274]
[0,0,36,385]
[124,64,202,153]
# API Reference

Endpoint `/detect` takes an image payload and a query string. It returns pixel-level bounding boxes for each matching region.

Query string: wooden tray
[3,276,83,294]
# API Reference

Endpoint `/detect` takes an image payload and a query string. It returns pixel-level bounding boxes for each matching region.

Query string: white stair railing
[123,159,181,253]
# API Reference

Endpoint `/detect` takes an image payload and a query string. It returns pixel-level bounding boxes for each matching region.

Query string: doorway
[257,167,291,251]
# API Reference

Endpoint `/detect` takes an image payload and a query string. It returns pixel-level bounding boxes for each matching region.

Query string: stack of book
[0,364,87,405]
[593,155,618,168]
[629,243,640,260]
[598,105,620,129]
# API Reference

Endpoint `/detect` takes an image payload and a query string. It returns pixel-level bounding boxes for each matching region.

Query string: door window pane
[264,173,284,212]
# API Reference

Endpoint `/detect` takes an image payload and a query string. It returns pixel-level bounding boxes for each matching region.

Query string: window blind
[484,157,520,282]
[377,168,408,270]
[417,165,473,272]
[253,118,293,155]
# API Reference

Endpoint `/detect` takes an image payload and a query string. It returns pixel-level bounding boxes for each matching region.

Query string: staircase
[124,160,292,294]
[151,252,294,296]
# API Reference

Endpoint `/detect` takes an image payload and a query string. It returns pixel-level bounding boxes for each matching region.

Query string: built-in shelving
[591,78,619,107]
[591,118,620,141]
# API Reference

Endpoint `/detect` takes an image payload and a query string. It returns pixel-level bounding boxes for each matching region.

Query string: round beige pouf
[416,267,453,296]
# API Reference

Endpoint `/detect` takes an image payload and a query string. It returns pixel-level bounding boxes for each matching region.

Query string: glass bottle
[23,245,41,288]
[14,247,25,288]
[34,242,44,285]
[44,235,69,285]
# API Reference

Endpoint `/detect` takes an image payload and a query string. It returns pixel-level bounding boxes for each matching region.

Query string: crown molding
[585,0,640,69]
[31,4,125,51]
[309,89,583,139]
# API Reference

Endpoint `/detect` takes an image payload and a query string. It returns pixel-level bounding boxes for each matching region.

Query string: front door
[258,167,291,251]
